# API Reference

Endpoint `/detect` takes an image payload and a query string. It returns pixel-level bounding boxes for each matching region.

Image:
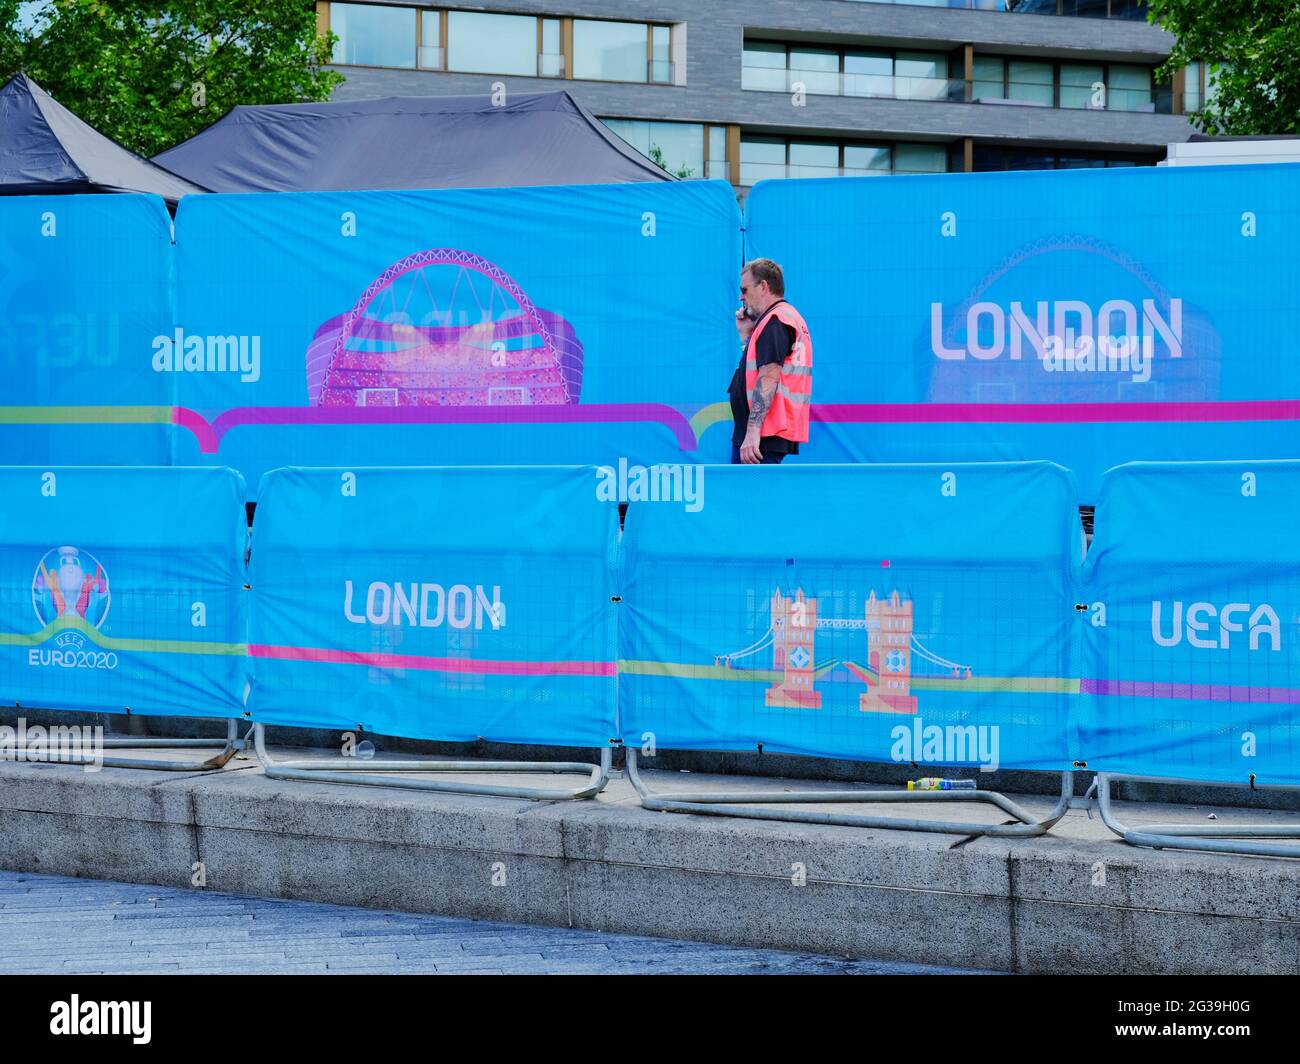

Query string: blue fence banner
[174,182,742,494]
[0,195,176,466]
[247,465,618,745]
[0,466,248,718]
[743,164,1300,503]
[618,462,1081,769]
[1081,461,1300,784]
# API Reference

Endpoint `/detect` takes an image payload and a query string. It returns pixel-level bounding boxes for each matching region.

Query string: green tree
[648,143,695,179]
[1148,0,1300,135]
[0,1,28,75]
[2,1,343,156]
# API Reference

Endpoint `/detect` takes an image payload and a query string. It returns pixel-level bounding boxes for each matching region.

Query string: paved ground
[0,870,989,975]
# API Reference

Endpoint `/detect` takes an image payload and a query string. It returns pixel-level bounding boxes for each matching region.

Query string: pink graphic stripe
[208,403,696,450]
[249,643,615,678]
[1082,678,1300,704]
[814,401,1300,425]
[171,407,218,453]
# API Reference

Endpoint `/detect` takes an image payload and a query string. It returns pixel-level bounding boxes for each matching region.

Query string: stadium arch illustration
[922,233,1222,404]
[307,249,584,408]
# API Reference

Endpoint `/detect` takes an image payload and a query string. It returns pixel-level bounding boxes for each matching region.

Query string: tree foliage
[1148,0,1300,135]
[2,1,343,156]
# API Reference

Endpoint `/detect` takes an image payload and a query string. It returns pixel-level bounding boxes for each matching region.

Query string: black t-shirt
[729,304,800,454]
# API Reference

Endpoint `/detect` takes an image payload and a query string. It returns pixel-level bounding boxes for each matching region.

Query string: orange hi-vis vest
[744,300,813,444]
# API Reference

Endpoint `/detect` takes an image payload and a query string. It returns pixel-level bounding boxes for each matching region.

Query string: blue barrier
[618,462,1081,771]
[0,465,247,719]
[0,194,177,466]
[744,164,1300,503]
[247,465,619,748]
[7,166,1300,505]
[1081,461,1300,785]
[173,182,742,492]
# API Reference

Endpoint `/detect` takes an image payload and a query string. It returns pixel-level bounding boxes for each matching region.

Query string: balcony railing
[740,162,947,184]
[742,65,963,102]
[974,81,1187,113]
[649,59,675,84]
[839,0,1149,18]
[745,66,1191,114]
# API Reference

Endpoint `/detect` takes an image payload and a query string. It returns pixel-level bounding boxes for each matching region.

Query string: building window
[894,52,949,101]
[1009,60,1054,105]
[745,41,953,101]
[707,126,729,180]
[740,137,788,185]
[1182,60,1225,115]
[839,0,1148,18]
[330,2,417,69]
[326,5,675,82]
[603,119,705,177]
[1107,64,1153,112]
[651,25,672,83]
[572,19,672,83]
[973,145,1159,171]
[1184,60,1204,112]
[447,11,537,76]
[843,144,891,177]
[742,42,787,92]
[894,143,948,174]
[419,10,443,70]
[740,136,949,186]
[788,141,840,179]
[972,56,1006,102]
[540,18,564,78]
[573,19,647,82]
[973,56,1156,111]
[789,47,840,96]
[844,51,893,98]
[1060,63,1106,109]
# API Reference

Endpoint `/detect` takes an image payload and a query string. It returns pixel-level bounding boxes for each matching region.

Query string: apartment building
[316,1,1207,190]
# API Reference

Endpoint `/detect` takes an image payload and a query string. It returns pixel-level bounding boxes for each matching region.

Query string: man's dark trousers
[730,445,786,465]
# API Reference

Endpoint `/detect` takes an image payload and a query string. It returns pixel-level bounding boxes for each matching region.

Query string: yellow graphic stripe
[0,406,173,425]
[688,402,733,445]
[617,659,1079,694]
[0,615,245,656]
[620,660,782,682]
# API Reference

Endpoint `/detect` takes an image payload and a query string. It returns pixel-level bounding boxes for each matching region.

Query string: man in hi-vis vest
[730,258,813,464]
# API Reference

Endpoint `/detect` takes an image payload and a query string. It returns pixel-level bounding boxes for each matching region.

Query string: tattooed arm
[740,363,781,464]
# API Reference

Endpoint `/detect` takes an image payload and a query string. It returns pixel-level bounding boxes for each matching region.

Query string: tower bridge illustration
[715,589,971,714]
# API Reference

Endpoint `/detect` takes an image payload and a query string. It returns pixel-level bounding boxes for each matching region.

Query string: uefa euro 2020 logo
[29,547,117,670]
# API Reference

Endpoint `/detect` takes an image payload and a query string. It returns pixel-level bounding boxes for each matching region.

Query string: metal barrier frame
[7,715,248,771]
[626,749,1074,837]
[253,725,612,801]
[1095,772,1300,858]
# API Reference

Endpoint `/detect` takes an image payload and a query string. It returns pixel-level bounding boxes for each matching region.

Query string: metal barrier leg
[254,725,612,801]
[1095,773,1300,859]
[626,750,1073,838]
[10,716,248,771]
